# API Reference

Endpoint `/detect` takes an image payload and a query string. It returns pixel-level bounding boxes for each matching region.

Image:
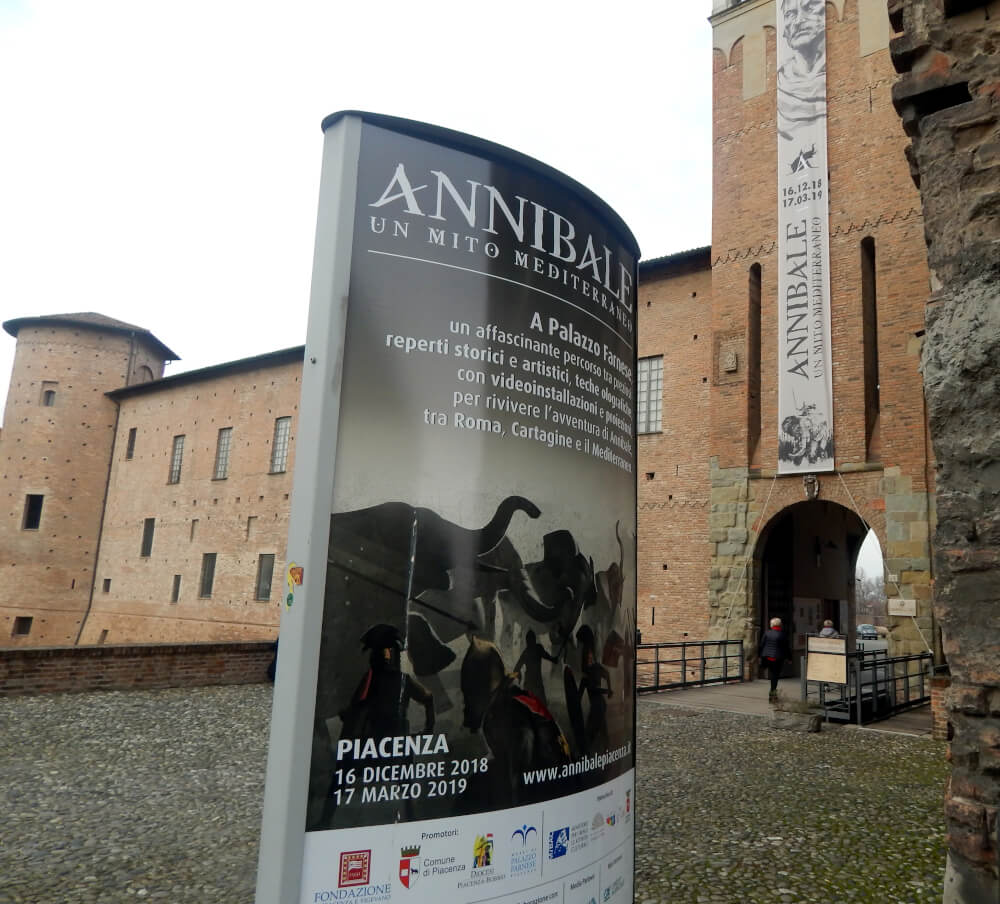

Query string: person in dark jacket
[758,617,791,701]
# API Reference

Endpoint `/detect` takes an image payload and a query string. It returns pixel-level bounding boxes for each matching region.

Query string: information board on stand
[256,112,640,904]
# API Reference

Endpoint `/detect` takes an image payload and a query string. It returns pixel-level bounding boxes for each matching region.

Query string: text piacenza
[336,732,449,761]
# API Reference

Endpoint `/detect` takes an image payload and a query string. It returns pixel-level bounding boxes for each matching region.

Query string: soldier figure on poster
[309,498,635,828]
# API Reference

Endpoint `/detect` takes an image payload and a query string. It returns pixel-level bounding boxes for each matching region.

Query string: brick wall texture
[637,254,712,643]
[0,641,274,697]
[78,357,300,645]
[1,322,166,646]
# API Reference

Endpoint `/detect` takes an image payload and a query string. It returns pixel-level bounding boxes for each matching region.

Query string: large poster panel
[298,117,638,904]
[776,0,835,474]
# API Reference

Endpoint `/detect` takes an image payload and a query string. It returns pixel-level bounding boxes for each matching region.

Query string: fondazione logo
[310,850,391,904]
[339,851,371,888]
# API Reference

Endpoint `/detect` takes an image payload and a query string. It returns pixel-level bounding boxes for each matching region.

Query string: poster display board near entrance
[806,635,847,684]
[256,112,639,904]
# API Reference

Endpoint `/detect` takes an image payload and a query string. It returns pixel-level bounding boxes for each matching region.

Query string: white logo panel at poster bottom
[301,770,634,904]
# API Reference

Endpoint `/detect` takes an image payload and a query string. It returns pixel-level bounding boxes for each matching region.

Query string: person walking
[759,617,791,702]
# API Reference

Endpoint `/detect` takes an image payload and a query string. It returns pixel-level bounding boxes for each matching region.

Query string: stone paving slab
[0,684,947,903]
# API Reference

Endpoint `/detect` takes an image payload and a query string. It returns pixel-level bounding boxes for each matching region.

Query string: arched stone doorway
[754,500,868,677]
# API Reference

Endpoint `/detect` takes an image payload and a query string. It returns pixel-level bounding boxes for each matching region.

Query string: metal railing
[636,640,745,694]
[804,649,933,724]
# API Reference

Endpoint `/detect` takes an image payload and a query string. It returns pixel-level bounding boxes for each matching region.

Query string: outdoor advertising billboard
[257,112,639,904]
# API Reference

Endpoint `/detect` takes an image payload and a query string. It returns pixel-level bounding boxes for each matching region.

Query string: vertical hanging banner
[776,0,835,474]
[257,112,639,904]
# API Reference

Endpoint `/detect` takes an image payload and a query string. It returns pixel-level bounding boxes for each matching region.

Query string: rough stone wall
[636,257,713,642]
[79,358,301,645]
[890,2,1000,899]
[0,325,166,647]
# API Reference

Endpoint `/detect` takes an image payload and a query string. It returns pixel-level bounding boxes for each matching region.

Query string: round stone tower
[0,313,177,647]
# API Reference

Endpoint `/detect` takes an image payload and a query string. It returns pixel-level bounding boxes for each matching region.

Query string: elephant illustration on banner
[779,402,833,465]
[307,493,633,827]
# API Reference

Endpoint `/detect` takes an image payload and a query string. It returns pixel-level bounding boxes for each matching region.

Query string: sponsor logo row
[318,789,632,902]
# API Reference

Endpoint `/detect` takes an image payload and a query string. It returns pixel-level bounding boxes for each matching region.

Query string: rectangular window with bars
[637,356,664,434]
[255,554,275,601]
[270,417,291,473]
[168,434,185,484]
[199,553,217,598]
[213,427,232,479]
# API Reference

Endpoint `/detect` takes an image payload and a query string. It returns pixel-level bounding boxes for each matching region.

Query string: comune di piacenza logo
[399,845,420,889]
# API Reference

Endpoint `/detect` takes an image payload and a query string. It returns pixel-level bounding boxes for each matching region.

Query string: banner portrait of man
[777,0,828,142]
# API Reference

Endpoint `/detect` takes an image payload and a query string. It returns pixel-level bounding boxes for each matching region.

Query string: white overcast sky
[0,0,713,405]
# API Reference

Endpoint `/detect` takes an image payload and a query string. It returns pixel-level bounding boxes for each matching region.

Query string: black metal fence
[636,640,745,694]
[804,649,933,724]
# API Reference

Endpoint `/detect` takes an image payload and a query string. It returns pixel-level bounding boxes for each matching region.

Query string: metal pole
[256,114,363,904]
[855,655,863,726]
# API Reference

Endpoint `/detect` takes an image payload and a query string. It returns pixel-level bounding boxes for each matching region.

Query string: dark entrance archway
[754,500,868,677]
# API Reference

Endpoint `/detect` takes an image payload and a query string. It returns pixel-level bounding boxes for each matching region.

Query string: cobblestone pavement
[635,698,947,903]
[0,686,946,903]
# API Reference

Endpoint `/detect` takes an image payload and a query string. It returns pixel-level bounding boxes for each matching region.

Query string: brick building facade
[1,314,175,646]
[0,313,299,647]
[77,348,301,645]
[2,1,941,659]
[636,0,938,667]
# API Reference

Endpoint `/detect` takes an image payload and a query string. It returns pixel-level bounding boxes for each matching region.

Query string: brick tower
[0,313,176,647]
[637,0,937,666]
